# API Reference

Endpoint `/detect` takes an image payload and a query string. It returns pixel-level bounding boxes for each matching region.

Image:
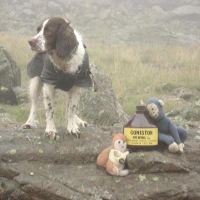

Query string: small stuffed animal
[96,133,129,176]
[145,97,187,153]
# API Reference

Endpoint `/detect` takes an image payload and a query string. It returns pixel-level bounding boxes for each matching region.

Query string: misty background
[1,0,200,45]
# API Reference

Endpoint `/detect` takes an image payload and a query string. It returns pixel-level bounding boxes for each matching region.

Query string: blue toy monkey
[145,97,187,153]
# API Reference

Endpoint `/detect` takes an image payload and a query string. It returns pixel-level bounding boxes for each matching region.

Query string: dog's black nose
[28,38,37,47]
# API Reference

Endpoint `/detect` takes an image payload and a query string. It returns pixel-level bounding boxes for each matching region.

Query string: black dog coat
[27,52,92,91]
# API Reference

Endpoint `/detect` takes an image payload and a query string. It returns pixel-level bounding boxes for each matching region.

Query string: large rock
[0,47,27,104]
[0,46,21,88]
[0,123,199,199]
[79,64,129,126]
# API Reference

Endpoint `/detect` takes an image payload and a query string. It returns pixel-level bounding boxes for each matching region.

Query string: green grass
[0,33,200,123]
[88,42,200,112]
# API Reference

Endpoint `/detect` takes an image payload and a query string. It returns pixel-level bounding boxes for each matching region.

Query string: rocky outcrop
[0,122,200,200]
[0,46,20,88]
[0,46,27,104]
[79,64,129,126]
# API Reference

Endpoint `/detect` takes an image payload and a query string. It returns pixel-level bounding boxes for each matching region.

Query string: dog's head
[28,17,78,59]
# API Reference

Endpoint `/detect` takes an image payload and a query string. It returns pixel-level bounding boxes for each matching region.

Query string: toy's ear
[112,133,117,139]
[158,99,164,106]
[140,99,146,106]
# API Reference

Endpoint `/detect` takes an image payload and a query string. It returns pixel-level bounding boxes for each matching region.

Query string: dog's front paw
[67,123,80,138]
[67,115,87,138]
[78,119,88,128]
[22,120,39,129]
[45,125,58,140]
[45,130,58,140]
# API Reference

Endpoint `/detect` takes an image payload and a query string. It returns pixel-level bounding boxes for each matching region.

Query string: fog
[1,0,200,44]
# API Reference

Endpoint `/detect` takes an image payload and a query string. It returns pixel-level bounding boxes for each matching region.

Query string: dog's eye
[44,27,49,32]
[44,27,53,36]
[37,25,42,33]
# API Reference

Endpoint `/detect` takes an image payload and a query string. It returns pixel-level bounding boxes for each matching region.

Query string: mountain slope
[1,0,200,44]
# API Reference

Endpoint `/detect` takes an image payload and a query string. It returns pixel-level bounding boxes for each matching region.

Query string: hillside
[1,0,200,44]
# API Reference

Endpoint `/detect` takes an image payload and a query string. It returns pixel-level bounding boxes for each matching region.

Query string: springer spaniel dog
[23,17,92,139]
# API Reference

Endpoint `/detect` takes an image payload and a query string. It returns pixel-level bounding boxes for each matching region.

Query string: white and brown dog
[23,17,92,139]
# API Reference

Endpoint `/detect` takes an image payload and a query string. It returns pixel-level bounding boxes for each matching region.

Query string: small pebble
[194,136,200,140]
[8,149,17,155]
[39,149,44,154]
[30,172,34,176]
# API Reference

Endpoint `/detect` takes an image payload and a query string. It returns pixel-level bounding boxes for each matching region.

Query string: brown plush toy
[96,133,129,176]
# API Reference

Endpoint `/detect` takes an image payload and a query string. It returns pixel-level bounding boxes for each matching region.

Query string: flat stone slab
[1,161,200,200]
[0,124,110,164]
[127,150,189,173]
[0,123,200,199]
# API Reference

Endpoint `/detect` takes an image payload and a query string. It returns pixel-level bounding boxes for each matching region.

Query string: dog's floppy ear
[56,22,78,59]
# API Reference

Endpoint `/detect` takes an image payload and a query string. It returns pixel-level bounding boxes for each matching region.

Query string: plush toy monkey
[145,97,187,153]
[96,133,129,176]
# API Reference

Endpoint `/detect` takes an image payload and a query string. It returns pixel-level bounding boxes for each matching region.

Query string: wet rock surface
[0,122,200,200]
